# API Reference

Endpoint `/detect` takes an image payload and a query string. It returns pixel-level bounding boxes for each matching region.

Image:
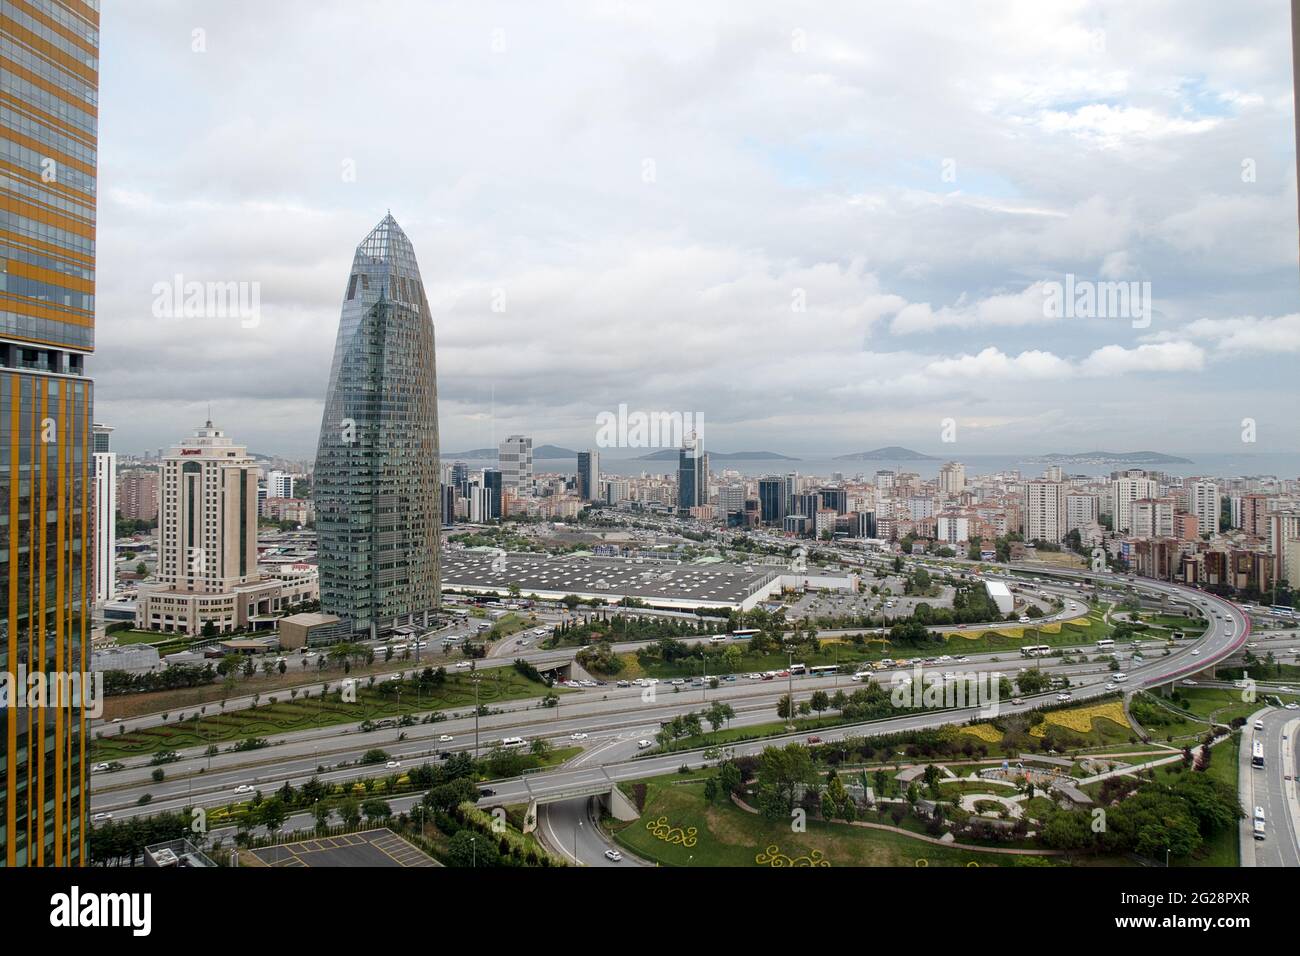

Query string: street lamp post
[787,649,795,728]
[473,676,481,758]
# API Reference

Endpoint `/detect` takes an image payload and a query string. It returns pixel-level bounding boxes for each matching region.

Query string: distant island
[442,444,579,460]
[834,446,937,461]
[632,449,799,462]
[1028,451,1193,465]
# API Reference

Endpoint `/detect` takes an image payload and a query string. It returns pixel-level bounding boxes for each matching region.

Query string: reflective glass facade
[0,0,98,866]
[314,215,441,639]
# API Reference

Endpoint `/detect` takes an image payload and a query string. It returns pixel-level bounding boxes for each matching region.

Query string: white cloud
[93,0,1298,455]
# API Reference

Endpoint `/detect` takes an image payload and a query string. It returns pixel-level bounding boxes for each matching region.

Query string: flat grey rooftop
[441,551,778,606]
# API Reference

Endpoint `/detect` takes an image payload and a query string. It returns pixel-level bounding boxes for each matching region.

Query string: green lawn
[609,773,1035,867]
[91,669,560,760]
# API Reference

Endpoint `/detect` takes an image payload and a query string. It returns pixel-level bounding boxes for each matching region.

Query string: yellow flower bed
[960,723,1003,743]
[1030,701,1128,738]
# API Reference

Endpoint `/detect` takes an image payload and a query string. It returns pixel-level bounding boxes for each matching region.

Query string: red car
[806,736,823,744]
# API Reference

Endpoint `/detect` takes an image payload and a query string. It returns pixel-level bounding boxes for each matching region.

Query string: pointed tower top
[356,212,415,265]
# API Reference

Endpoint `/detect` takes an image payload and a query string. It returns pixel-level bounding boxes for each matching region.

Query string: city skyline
[92,1,1298,458]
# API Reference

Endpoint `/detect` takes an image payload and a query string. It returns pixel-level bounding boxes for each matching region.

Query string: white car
[1105,683,1116,690]
[570,732,588,740]
[1056,693,1073,702]
[1286,702,1300,711]
[386,760,401,769]
[604,849,623,862]
[1190,649,1200,656]
[1254,720,1265,731]
[92,762,110,772]
[456,661,472,668]
[636,739,653,749]
[92,812,112,822]
[439,734,454,742]
[1019,616,1031,624]
[234,784,254,795]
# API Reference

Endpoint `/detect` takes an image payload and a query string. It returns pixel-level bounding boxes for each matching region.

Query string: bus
[730,628,760,639]
[788,663,807,676]
[1095,638,1115,649]
[1252,740,1265,768]
[1020,645,1052,658]
[1269,605,1295,619]
[809,665,838,678]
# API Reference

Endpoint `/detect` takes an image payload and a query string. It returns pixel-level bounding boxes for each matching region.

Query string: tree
[259,798,288,837]
[424,778,479,814]
[447,830,498,868]
[776,694,794,720]
[756,743,819,820]
[809,690,830,715]
[705,701,735,737]
[362,798,392,822]
[339,798,362,828]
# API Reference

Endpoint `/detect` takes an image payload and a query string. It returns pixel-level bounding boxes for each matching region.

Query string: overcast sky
[95,0,1299,460]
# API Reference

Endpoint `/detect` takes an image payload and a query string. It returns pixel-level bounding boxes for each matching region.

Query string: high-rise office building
[817,487,847,514]
[450,460,469,496]
[482,468,502,519]
[93,424,115,603]
[314,214,441,639]
[677,433,708,512]
[718,482,745,517]
[576,449,600,501]
[499,435,532,492]
[758,477,786,524]
[0,0,100,867]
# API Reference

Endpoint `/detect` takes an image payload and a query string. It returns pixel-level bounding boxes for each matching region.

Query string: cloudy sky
[96,0,1298,459]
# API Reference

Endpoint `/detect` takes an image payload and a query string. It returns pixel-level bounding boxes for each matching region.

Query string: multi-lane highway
[90,561,1267,864]
[1240,707,1300,867]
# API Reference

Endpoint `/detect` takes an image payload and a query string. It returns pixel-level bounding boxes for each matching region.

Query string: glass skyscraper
[0,0,99,867]
[677,433,708,513]
[314,214,441,640]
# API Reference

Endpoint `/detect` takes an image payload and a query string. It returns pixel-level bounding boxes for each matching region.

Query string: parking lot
[788,575,956,622]
[249,829,438,868]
